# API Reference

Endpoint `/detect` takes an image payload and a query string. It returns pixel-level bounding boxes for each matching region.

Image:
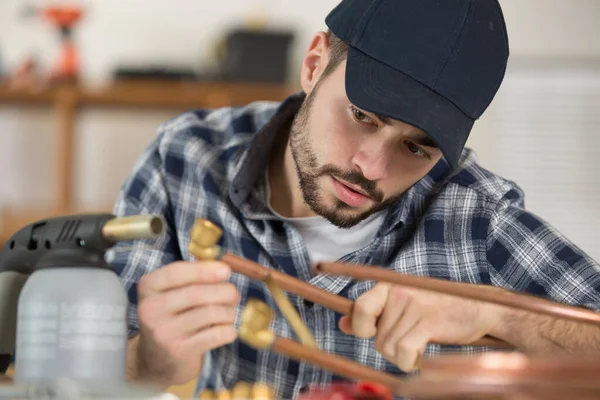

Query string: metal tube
[272,337,406,395]
[316,262,600,327]
[101,215,166,242]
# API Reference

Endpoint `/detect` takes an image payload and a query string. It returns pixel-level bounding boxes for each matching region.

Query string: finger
[185,324,238,355]
[377,296,421,359]
[159,282,240,316]
[394,320,431,372]
[139,261,231,295]
[351,283,390,338]
[375,286,409,348]
[171,305,237,337]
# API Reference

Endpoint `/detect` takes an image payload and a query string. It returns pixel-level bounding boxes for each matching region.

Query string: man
[110,0,600,398]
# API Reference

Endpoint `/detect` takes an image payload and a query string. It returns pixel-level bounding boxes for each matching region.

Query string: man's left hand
[339,283,503,372]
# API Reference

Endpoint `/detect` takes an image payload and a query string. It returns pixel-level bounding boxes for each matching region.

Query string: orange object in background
[42,5,84,82]
[42,6,83,28]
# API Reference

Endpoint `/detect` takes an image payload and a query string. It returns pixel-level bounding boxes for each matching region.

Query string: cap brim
[345,47,474,169]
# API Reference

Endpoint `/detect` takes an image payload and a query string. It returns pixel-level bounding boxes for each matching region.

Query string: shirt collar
[376,159,453,236]
[229,92,305,208]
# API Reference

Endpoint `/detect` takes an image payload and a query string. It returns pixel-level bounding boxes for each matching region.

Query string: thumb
[338,316,353,335]
[350,283,391,338]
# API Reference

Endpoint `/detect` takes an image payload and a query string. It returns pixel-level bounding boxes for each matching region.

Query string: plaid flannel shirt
[108,92,600,399]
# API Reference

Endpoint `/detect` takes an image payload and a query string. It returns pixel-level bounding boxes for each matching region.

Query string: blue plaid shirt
[109,92,600,399]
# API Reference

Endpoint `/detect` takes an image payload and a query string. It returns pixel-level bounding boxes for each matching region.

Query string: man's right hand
[134,261,239,386]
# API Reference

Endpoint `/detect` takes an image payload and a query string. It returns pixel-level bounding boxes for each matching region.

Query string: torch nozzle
[102,215,165,242]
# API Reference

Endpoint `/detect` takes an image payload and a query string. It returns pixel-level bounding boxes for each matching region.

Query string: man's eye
[353,107,367,121]
[406,142,422,154]
[405,141,430,159]
[350,105,374,125]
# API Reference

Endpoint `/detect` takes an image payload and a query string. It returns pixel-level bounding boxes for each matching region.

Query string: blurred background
[0,0,598,263]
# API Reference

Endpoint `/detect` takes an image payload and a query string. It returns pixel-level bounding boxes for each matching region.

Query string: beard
[288,86,404,229]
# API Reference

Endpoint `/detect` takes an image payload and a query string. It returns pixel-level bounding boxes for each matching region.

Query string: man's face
[289,60,443,228]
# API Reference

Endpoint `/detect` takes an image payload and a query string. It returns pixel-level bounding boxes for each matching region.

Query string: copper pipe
[188,219,511,349]
[316,262,600,326]
[272,336,406,395]
[221,253,352,314]
[220,254,511,349]
[402,379,600,400]
[264,274,318,348]
[402,353,600,399]
[188,219,359,314]
[238,294,600,400]
[418,353,600,383]
[238,298,406,396]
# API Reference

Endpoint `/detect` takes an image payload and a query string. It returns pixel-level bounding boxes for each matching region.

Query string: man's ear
[299,31,330,95]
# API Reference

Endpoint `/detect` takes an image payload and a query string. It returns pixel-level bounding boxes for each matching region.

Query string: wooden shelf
[0,79,295,241]
[0,79,295,109]
[0,88,54,104]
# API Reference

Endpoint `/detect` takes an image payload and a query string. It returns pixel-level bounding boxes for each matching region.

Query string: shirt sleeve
[106,130,225,393]
[486,202,600,312]
[105,132,182,338]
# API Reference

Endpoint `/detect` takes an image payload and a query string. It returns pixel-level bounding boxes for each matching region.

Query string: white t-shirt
[265,172,384,263]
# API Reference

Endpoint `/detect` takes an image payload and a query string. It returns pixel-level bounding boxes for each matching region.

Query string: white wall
[0,0,342,85]
[0,0,599,257]
[466,0,600,162]
[0,0,344,209]
[2,0,599,84]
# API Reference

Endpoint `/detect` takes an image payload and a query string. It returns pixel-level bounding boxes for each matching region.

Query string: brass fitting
[238,299,276,349]
[192,219,223,248]
[188,241,223,261]
[189,219,224,260]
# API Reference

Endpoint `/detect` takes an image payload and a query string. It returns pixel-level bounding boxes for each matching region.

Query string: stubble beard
[288,88,402,229]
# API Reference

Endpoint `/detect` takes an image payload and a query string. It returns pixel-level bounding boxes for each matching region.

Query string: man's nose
[351,139,393,181]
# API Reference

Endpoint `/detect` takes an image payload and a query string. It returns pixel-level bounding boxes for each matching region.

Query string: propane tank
[15,268,128,384]
[0,213,165,386]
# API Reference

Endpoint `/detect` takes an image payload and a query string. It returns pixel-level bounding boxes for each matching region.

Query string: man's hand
[339,283,502,372]
[135,261,239,386]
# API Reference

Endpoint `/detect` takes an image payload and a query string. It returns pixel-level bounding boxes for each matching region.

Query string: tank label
[17,302,127,357]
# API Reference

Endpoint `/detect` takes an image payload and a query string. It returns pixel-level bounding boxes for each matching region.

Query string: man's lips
[333,177,371,197]
[331,176,372,207]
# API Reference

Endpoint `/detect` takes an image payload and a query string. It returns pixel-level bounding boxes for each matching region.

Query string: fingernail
[413,354,423,370]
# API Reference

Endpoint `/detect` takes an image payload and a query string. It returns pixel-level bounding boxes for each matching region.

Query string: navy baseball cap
[325,0,509,169]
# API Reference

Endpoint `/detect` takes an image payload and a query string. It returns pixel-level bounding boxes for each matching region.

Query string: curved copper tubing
[402,379,600,400]
[418,352,600,383]
[221,254,351,313]
[238,298,406,396]
[272,336,406,395]
[402,353,600,399]
[220,253,511,349]
[315,262,600,326]
[259,335,600,400]
[188,219,510,348]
